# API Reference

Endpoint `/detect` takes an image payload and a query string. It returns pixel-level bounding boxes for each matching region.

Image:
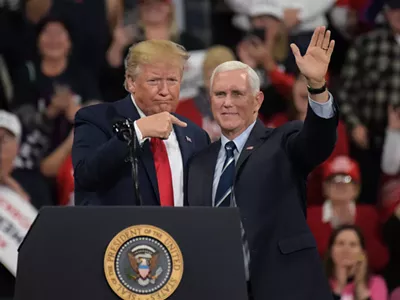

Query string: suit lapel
[115,96,160,203]
[236,120,271,176]
[173,124,193,170]
[203,142,221,206]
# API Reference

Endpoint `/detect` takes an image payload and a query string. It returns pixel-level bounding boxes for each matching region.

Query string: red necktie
[150,138,174,206]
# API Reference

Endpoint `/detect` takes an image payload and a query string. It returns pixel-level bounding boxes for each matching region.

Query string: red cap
[323,156,361,183]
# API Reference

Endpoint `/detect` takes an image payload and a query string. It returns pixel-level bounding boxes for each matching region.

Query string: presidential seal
[104,225,184,300]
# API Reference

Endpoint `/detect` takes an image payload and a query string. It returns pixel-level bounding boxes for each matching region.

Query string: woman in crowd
[307,156,389,272]
[325,225,388,300]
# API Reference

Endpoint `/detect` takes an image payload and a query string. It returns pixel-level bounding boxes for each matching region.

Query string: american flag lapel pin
[246,146,254,150]
[186,136,192,143]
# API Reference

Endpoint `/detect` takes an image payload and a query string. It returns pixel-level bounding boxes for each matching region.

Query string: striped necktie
[215,141,236,207]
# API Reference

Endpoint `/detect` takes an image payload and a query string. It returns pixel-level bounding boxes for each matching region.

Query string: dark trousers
[247,281,254,300]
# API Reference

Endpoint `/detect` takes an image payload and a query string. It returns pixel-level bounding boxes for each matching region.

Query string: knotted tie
[215,141,236,207]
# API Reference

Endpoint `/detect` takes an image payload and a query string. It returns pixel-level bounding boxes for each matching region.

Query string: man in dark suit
[72,39,209,206]
[187,27,337,300]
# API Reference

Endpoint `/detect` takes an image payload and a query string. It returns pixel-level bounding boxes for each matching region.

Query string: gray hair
[209,61,260,95]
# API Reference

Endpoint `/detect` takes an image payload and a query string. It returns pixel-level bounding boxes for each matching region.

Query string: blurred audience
[382,203,400,294]
[325,225,388,300]
[10,16,100,209]
[308,156,389,272]
[26,0,123,78]
[0,110,26,298]
[338,0,400,205]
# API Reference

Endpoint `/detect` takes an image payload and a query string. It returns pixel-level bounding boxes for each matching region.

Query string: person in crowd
[103,0,205,102]
[0,110,29,299]
[338,0,400,205]
[10,16,100,209]
[379,105,400,220]
[382,202,400,295]
[26,0,123,78]
[307,156,389,272]
[187,26,337,300]
[72,39,210,206]
[326,225,388,300]
[235,7,294,120]
[381,105,400,177]
[176,45,236,141]
[379,105,400,292]
[39,100,102,206]
[267,73,349,205]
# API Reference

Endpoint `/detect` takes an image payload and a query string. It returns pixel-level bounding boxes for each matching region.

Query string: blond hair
[124,39,190,90]
[202,45,236,75]
[138,2,179,42]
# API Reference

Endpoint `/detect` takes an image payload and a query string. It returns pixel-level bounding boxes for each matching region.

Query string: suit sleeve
[284,95,339,174]
[72,107,129,192]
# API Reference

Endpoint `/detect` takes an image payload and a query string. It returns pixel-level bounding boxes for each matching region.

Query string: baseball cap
[323,156,361,183]
[386,0,400,9]
[0,110,22,141]
[248,3,283,19]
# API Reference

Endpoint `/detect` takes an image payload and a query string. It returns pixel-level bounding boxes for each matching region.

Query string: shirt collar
[322,200,356,223]
[220,120,256,154]
[130,94,146,118]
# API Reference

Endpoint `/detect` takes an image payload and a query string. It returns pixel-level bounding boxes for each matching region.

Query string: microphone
[112,116,143,206]
[112,118,134,143]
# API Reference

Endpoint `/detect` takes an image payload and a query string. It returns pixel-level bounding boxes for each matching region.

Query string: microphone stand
[124,119,143,207]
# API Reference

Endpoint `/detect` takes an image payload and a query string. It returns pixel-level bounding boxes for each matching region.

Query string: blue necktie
[215,141,236,207]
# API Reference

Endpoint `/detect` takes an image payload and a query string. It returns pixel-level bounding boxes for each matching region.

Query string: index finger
[170,115,187,127]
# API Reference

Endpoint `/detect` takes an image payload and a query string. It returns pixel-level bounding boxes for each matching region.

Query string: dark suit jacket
[72,95,210,205]
[187,104,338,300]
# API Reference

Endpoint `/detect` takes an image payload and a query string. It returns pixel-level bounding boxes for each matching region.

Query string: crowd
[1,0,400,299]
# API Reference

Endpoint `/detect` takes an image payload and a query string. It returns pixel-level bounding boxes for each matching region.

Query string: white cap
[0,110,22,141]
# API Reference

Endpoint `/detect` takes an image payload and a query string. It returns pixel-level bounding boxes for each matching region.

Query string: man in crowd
[339,0,400,204]
[72,39,209,206]
[187,26,337,300]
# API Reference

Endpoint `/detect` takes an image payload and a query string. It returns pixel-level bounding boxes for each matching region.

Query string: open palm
[290,26,335,84]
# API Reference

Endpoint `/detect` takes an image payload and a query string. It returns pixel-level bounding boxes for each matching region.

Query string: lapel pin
[246,146,254,150]
[186,136,192,143]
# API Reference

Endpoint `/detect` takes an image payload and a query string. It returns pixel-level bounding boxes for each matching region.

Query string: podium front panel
[14,206,248,300]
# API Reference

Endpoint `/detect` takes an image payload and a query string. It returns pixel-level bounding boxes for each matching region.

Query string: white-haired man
[187,26,337,300]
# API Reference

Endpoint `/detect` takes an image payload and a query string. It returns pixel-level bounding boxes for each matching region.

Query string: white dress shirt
[131,95,184,207]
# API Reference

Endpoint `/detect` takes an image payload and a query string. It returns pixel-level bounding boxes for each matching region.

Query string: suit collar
[116,95,141,121]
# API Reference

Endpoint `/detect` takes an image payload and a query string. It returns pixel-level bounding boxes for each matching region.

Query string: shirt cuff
[308,93,335,119]
[133,121,149,145]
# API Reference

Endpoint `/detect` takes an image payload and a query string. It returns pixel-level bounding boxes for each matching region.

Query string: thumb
[290,43,302,61]
[171,115,187,127]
